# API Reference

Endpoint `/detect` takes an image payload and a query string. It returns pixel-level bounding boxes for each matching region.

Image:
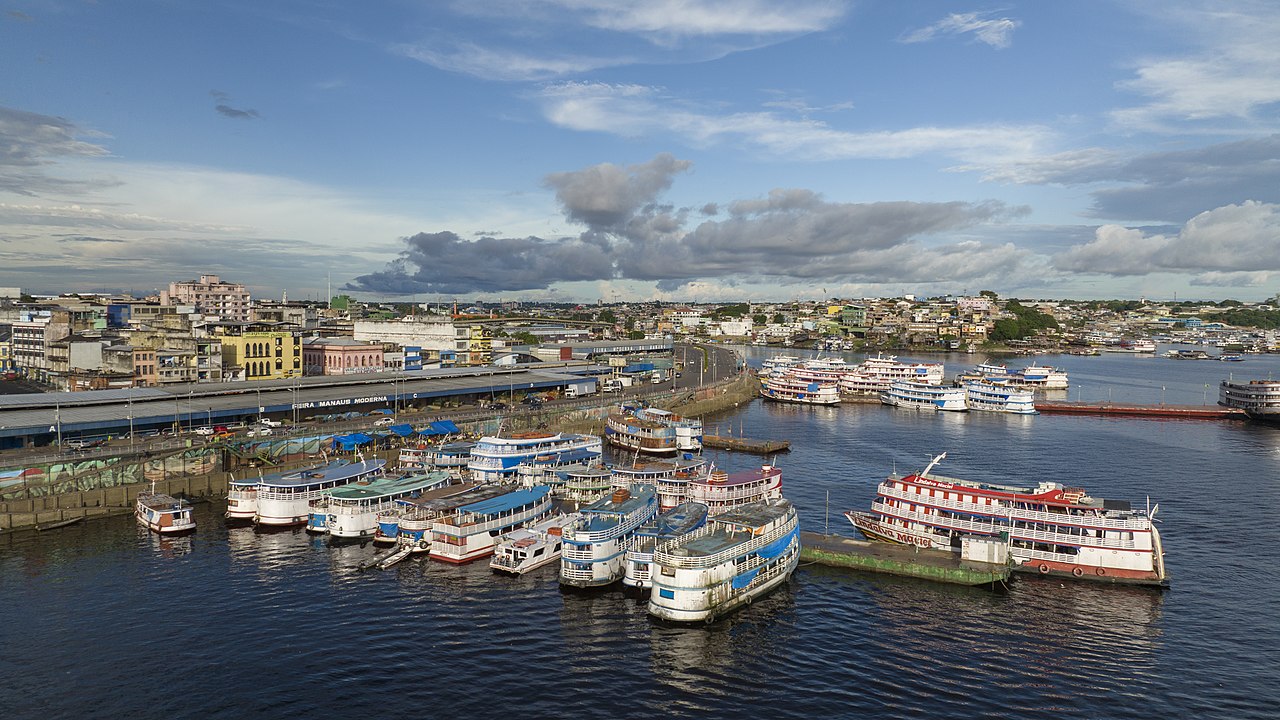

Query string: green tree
[752,314,767,325]
[598,309,617,324]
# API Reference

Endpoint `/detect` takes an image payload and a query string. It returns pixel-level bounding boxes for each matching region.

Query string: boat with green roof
[320,470,457,539]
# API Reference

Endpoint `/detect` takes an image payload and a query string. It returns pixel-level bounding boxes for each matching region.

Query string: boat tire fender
[418,540,429,550]
[1096,567,1106,577]
[1072,567,1084,578]
[1038,564,1050,574]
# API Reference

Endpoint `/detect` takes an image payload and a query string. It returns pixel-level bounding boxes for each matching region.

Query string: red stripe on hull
[1016,558,1165,586]
[430,549,496,564]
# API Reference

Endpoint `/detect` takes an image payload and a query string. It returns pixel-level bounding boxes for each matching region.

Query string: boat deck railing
[872,501,1142,550]
[878,486,1152,531]
[431,499,551,537]
[654,516,794,569]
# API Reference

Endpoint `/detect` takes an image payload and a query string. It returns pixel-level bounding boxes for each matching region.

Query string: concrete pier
[800,531,1011,587]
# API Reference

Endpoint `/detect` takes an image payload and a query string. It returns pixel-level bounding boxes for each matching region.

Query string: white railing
[432,500,550,538]
[654,515,795,569]
[871,501,1138,550]
[689,481,775,504]
[880,485,1151,530]
[563,504,654,544]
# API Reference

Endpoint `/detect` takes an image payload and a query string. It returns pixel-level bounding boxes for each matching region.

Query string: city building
[161,274,251,322]
[302,337,386,375]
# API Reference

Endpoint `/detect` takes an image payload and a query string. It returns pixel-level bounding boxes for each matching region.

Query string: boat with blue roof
[489,512,582,575]
[622,501,710,592]
[611,456,707,511]
[429,485,555,563]
[604,402,703,455]
[320,470,456,540]
[256,458,386,528]
[468,431,603,483]
[560,484,659,589]
[648,498,800,623]
[393,482,503,552]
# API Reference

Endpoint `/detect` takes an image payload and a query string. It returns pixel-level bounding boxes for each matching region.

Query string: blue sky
[2,1,1279,303]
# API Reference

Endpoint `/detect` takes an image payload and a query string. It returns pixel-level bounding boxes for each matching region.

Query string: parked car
[246,427,273,438]
[194,426,214,436]
[257,418,282,428]
[373,417,395,426]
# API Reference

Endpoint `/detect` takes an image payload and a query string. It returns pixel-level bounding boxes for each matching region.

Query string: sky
[2,0,1279,304]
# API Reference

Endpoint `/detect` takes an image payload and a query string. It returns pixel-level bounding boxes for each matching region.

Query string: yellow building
[466,324,492,365]
[218,331,302,381]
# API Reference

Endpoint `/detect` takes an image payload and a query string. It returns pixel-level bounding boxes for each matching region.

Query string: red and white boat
[846,453,1168,586]
[687,464,784,514]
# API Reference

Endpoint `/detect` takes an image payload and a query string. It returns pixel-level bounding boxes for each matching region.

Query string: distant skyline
[2,1,1279,303]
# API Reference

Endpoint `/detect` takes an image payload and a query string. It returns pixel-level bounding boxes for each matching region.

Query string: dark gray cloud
[0,105,110,196]
[348,231,616,294]
[211,90,260,120]
[995,135,1280,223]
[57,234,127,243]
[353,153,1030,295]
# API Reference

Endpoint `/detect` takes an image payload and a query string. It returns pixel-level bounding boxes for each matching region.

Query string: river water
[2,348,1278,718]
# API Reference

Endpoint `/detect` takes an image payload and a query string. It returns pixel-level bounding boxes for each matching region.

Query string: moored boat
[490,512,581,575]
[647,498,800,623]
[963,380,1038,414]
[880,381,967,411]
[225,474,260,522]
[845,453,1168,586]
[395,482,501,552]
[622,501,710,592]
[135,486,196,535]
[759,372,840,405]
[429,485,554,563]
[687,464,783,514]
[604,403,703,455]
[1218,379,1280,422]
[257,458,386,528]
[468,432,603,484]
[611,456,708,511]
[560,484,659,588]
[323,470,456,540]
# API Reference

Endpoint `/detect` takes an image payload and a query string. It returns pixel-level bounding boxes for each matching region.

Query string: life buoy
[1038,564,1050,574]
[418,539,429,550]
[1096,567,1106,576]
[1072,567,1084,577]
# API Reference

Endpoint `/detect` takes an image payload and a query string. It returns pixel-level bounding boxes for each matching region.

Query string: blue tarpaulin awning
[333,432,375,450]
[388,423,414,437]
[431,420,461,434]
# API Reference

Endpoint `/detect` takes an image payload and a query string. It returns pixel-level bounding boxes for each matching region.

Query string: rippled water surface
[3,349,1278,718]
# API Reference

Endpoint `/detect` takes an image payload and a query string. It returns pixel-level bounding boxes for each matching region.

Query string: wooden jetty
[800,531,1011,587]
[702,435,790,454]
[1036,402,1247,420]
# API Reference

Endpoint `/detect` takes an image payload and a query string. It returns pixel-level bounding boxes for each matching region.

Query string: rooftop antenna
[327,272,332,310]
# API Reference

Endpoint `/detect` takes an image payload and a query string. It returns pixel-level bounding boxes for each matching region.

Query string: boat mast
[921,452,947,478]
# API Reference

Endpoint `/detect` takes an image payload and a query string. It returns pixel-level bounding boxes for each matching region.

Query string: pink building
[302,337,385,375]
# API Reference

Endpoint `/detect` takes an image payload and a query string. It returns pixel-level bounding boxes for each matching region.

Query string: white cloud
[900,12,1020,49]
[536,82,1051,162]
[551,0,847,38]
[1110,2,1280,131]
[393,41,626,82]
[1054,200,1280,275]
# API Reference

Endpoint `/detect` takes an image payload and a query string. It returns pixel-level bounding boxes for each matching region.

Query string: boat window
[533,548,543,556]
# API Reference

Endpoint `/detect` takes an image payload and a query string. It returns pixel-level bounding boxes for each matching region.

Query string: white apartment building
[161,274,251,322]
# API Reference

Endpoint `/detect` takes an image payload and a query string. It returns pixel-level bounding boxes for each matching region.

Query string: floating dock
[1035,402,1247,420]
[702,435,791,454]
[799,531,1011,587]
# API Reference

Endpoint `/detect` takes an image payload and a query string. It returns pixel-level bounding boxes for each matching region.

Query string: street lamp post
[127,389,134,451]
[255,387,262,424]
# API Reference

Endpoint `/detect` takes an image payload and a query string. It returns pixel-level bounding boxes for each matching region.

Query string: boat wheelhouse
[429,485,554,563]
[135,487,196,535]
[760,373,840,405]
[622,502,710,592]
[963,380,1038,414]
[489,512,581,575]
[560,484,659,588]
[686,464,783,514]
[611,456,708,511]
[1011,363,1069,390]
[880,381,967,411]
[515,447,603,487]
[322,470,455,540]
[846,453,1168,585]
[1219,379,1280,422]
[647,498,800,623]
[257,459,386,527]
[557,463,615,506]
[468,432,603,484]
[604,403,703,455]
[759,355,802,375]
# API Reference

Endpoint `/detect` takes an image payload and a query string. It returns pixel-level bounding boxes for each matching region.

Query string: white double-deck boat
[399,441,476,470]
[964,380,1038,414]
[846,453,1168,585]
[489,512,581,575]
[687,464,783,514]
[604,403,703,455]
[321,470,456,540]
[1012,363,1069,390]
[880,381,967,411]
[468,432,603,484]
[136,486,196,534]
[515,446,604,487]
[648,498,800,623]
[760,373,840,405]
[611,456,708,511]
[858,353,945,385]
[258,459,386,528]
[429,485,554,563]
[372,473,468,545]
[557,463,615,506]
[225,474,261,522]
[622,502,710,592]
[759,355,802,375]
[560,484,659,588]
[1219,379,1280,423]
